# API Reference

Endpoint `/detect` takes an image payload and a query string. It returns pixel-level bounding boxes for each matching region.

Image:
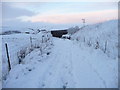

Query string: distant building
[51,30,68,38]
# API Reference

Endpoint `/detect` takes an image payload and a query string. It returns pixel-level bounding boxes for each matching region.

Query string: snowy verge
[2,31,53,82]
[71,20,118,59]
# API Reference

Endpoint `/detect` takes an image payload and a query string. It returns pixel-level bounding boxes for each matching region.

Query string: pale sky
[2,2,118,29]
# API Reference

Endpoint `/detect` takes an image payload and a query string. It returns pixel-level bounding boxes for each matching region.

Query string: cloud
[8,2,48,13]
[18,9,118,24]
[2,2,35,19]
[5,2,117,15]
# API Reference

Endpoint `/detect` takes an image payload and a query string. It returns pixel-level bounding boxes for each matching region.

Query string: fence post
[5,43,11,71]
[30,37,32,48]
[42,35,44,43]
[104,41,107,53]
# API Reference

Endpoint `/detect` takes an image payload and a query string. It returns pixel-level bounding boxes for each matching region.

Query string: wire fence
[2,32,53,79]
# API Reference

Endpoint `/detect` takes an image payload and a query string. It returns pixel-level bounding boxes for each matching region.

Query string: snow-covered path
[39,38,117,88]
[3,38,118,88]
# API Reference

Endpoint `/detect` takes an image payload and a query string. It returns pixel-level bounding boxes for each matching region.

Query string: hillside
[71,20,118,59]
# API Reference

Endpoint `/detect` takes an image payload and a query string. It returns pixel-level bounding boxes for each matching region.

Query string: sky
[2,2,118,30]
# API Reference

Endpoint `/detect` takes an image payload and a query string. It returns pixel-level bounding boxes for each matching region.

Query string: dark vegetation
[1,31,21,35]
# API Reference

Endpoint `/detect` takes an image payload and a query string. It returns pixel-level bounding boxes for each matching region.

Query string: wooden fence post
[30,37,32,48]
[5,43,11,71]
[42,35,44,43]
[104,41,107,53]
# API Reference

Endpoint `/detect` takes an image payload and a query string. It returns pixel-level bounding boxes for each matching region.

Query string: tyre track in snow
[39,38,76,88]
[38,42,63,88]
[59,40,76,88]
[83,59,107,88]
[39,52,63,88]
[69,41,107,88]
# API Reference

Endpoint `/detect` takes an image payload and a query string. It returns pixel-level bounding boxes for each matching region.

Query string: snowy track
[3,38,118,88]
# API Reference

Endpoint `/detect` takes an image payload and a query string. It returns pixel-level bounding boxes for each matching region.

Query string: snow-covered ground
[2,37,118,88]
[2,32,52,81]
[2,20,118,88]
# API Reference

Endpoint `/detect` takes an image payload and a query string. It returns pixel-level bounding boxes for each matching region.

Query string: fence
[2,32,53,80]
